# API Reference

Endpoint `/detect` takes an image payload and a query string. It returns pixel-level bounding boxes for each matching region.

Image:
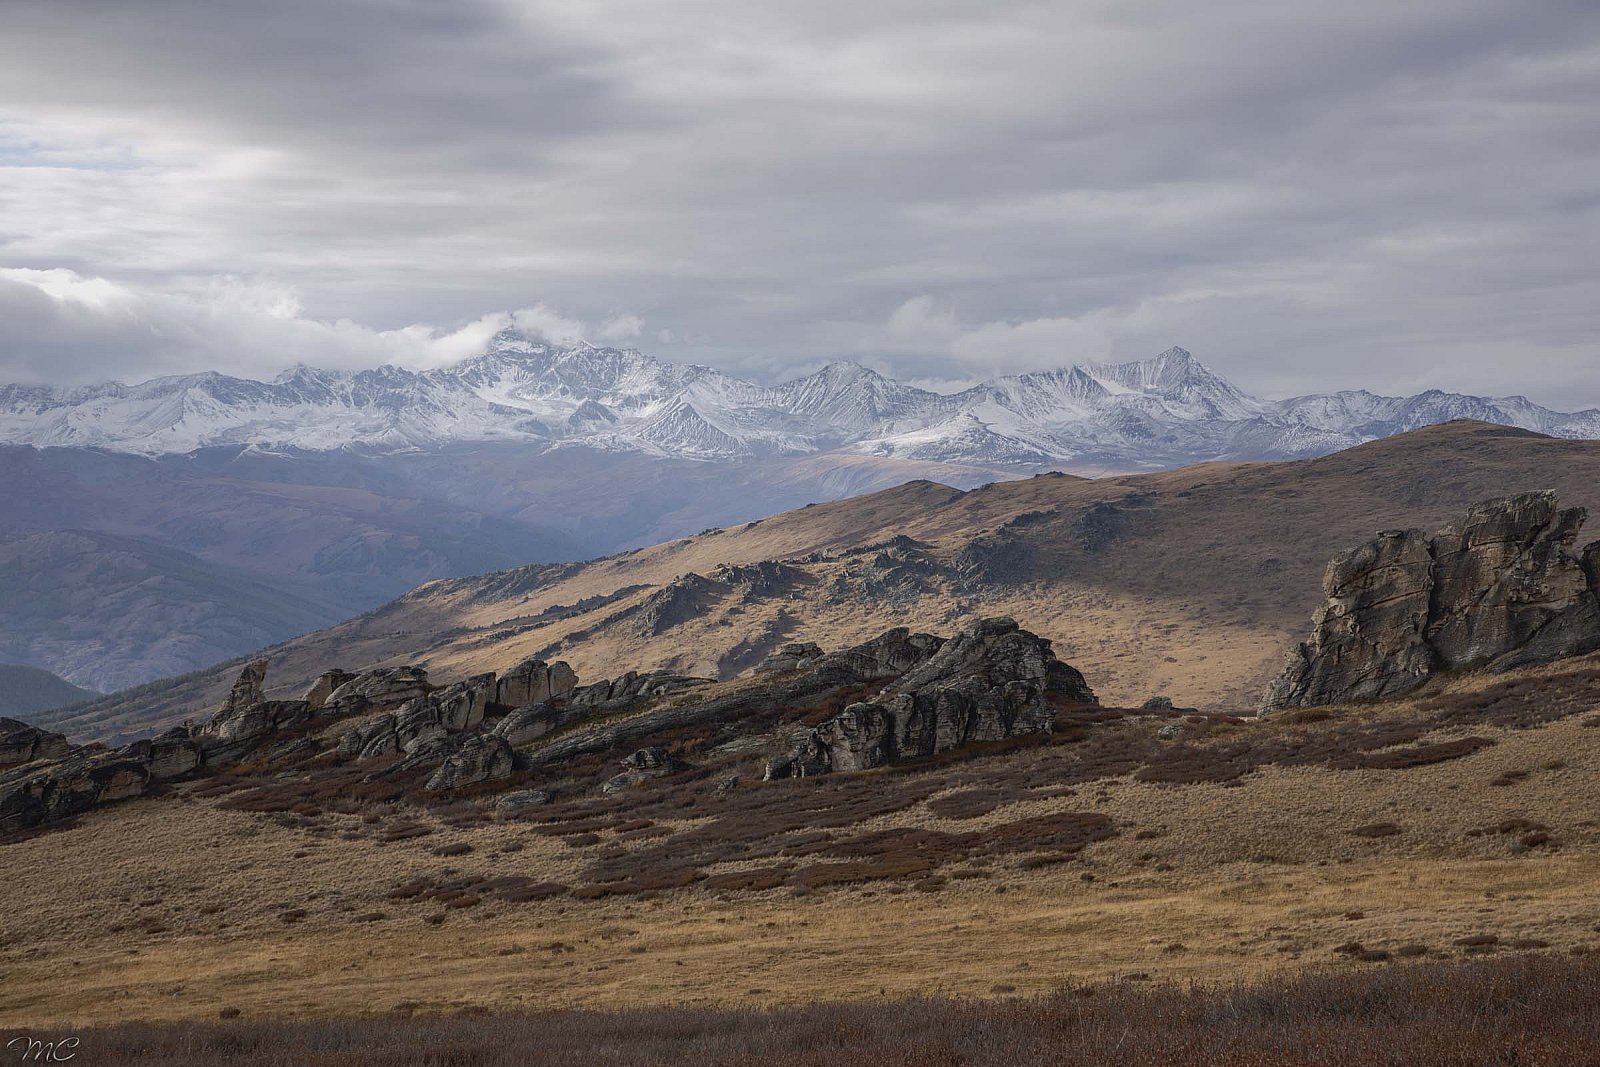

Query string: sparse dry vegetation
[42,955,1600,1066]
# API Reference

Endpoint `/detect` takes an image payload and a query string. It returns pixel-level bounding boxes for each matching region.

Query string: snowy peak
[0,331,1595,468]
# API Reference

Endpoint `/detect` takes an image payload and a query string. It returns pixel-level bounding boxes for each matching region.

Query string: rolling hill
[46,420,1600,742]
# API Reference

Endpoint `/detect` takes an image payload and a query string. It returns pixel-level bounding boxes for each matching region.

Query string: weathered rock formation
[754,642,825,675]
[496,658,577,707]
[2,618,1103,831]
[601,745,691,793]
[302,669,357,710]
[425,735,514,792]
[765,618,1096,779]
[1264,492,1600,710]
[0,718,72,769]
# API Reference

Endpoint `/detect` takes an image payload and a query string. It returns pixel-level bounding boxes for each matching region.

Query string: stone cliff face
[1264,492,1600,710]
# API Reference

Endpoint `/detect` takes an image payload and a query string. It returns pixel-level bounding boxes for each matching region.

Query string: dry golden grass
[7,654,1600,1027]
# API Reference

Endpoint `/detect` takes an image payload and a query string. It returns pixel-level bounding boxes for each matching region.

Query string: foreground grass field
[38,955,1600,1066]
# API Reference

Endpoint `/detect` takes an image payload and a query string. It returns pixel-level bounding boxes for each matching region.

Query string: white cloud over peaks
[887,294,1113,374]
[0,269,616,384]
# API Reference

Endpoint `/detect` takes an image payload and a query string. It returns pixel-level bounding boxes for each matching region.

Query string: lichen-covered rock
[424,735,514,792]
[496,658,577,707]
[1264,492,1600,711]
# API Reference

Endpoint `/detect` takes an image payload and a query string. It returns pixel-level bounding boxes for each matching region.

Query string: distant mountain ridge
[5,334,1597,467]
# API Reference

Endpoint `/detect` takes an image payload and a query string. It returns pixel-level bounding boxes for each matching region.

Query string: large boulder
[1263,528,1437,708]
[496,658,578,707]
[491,702,594,746]
[435,673,496,732]
[1,750,152,833]
[117,728,201,780]
[0,718,72,769]
[424,735,514,792]
[1264,492,1600,711]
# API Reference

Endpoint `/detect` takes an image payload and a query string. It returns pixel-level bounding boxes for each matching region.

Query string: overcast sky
[1,0,1596,403]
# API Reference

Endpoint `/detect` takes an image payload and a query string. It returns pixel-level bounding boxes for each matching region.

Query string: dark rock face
[0,718,72,769]
[1265,492,1600,710]
[635,574,717,636]
[117,728,201,780]
[496,658,577,707]
[424,735,514,792]
[766,618,1096,779]
[952,531,1037,588]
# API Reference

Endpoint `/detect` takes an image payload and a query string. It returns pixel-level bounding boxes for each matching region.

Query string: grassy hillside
[56,421,1600,742]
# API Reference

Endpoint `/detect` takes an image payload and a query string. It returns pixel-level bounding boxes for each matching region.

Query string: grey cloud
[0,0,1597,403]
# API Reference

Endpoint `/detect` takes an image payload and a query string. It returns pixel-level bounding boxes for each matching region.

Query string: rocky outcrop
[435,673,496,732]
[302,669,357,710]
[219,659,268,718]
[754,642,825,675]
[1,748,153,832]
[323,666,432,715]
[0,718,72,769]
[568,670,711,709]
[1264,492,1600,710]
[496,658,577,707]
[193,663,313,763]
[601,745,690,793]
[765,618,1095,779]
[117,728,201,780]
[952,531,1036,588]
[713,561,803,602]
[634,574,718,636]
[491,702,593,745]
[494,789,550,819]
[424,735,514,792]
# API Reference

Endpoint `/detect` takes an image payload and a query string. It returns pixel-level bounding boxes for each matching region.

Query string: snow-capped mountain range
[3,331,1597,468]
